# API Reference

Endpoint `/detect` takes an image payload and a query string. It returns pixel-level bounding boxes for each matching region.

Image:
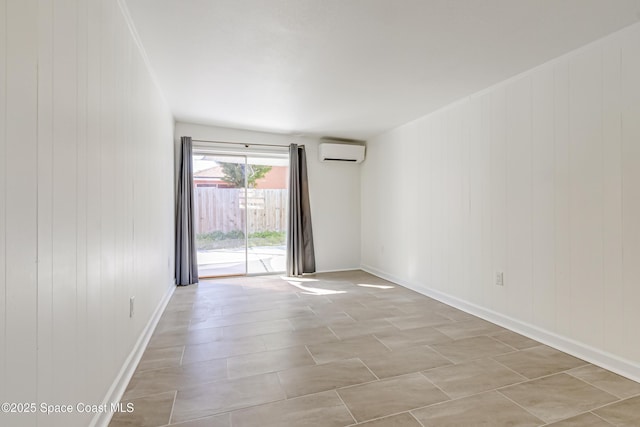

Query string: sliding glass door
[192,151,288,277]
[245,156,288,274]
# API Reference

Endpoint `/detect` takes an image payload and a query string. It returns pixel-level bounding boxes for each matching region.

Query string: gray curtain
[287,144,316,276]
[175,136,198,285]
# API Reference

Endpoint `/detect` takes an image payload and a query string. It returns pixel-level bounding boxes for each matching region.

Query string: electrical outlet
[495,272,504,287]
[129,296,135,317]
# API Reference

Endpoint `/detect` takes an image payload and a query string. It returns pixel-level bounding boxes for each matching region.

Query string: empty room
[2,0,640,426]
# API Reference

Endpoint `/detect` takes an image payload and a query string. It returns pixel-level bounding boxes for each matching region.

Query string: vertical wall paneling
[419,117,433,287]
[125,15,135,354]
[75,0,90,409]
[430,113,445,290]
[113,3,124,363]
[359,140,372,264]
[531,67,556,331]
[620,25,640,361]
[601,36,624,356]
[488,87,507,312]
[124,24,135,358]
[85,0,103,401]
[467,98,484,303]
[553,59,572,337]
[402,122,419,282]
[448,110,459,293]
[36,0,54,424]
[52,2,79,422]
[361,23,640,376]
[118,9,130,361]
[393,127,406,274]
[1,0,175,425]
[505,77,533,322]
[5,4,39,427]
[445,111,458,293]
[458,104,471,298]
[0,0,6,405]
[440,112,453,293]
[100,0,116,377]
[479,94,492,308]
[568,46,604,347]
[435,112,446,291]
[380,130,397,273]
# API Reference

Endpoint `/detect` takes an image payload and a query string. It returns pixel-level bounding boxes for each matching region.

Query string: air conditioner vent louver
[319,143,365,163]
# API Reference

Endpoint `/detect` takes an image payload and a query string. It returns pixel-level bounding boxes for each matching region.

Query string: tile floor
[109,271,640,426]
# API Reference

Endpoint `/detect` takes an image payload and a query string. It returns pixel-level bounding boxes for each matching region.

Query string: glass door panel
[246,156,288,274]
[192,154,247,277]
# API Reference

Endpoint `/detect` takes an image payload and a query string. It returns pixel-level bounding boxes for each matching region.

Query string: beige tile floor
[109,271,640,426]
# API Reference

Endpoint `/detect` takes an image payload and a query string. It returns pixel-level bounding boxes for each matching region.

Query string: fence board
[194,188,287,235]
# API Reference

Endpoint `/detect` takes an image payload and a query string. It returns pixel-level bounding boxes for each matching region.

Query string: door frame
[191,144,289,278]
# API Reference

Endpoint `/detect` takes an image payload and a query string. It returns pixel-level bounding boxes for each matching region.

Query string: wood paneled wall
[362,23,640,379]
[0,1,175,426]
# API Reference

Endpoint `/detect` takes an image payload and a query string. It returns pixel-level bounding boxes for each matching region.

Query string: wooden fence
[193,188,287,234]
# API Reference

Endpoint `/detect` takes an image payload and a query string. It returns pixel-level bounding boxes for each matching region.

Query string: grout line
[496,390,546,423]
[485,335,522,352]
[122,388,179,403]
[590,410,616,426]
[345,410,425,426]
[342,311,357,322]
[327,325,341,340]
[166,390,177,425]
[489,357,529,381]
[564,368,627,400]
[304,344,319,365]
[223,358,229,381]
[423,344,456,365]
[179,345,186,366]
[490,362,593,388]
[371,333,392,352]
[272,367,289,402]
[418,371,453,400]
[494,371,625,422]
[410,411,427,427]
[334,389,358,425]
[418,368,452,403]
[538,409,615,427]
[414,362,625,420]
[356,357,380,381]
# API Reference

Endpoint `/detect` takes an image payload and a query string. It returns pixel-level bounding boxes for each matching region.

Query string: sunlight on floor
[284,277,347,296]
[357,283,395,290]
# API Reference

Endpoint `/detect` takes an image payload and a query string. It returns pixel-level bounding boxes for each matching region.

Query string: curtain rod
[191,138,304,148]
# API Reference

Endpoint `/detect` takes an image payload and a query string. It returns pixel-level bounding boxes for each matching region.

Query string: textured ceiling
[125,0,640,140]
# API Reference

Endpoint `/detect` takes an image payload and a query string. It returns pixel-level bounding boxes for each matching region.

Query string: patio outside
[196,244,286,277]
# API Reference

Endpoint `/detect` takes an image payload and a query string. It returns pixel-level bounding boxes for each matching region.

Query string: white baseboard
[315,267,361,274]
[90,282,176,427]
[360,264,640,384]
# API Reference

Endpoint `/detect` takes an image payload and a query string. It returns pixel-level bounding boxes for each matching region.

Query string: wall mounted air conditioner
[318,142,365,163]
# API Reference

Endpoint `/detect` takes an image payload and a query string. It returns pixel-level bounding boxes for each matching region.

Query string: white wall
[175,122,361,272]
[0,1,175,426]
[361,23,640,380]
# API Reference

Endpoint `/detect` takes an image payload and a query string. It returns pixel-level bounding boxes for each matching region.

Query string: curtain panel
[175,136,199,285]
[287,144,316,276]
